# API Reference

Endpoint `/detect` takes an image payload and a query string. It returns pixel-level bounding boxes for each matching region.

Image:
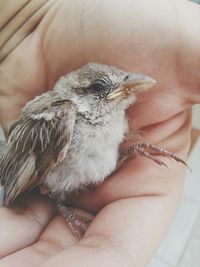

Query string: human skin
[0,0,200,266]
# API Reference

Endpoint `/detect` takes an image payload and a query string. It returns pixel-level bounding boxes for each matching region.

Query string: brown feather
[0,92,76,206]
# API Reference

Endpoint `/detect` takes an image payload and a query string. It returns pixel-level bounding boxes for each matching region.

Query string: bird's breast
[44,111,128,199]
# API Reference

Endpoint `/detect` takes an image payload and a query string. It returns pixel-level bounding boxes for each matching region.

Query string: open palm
[0,1,200,266]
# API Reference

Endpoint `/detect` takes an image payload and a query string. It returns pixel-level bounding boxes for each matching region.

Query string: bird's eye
[87,81,109,98]
[88,83,104,94]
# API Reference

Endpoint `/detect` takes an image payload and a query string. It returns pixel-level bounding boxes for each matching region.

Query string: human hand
[0,0,200,266]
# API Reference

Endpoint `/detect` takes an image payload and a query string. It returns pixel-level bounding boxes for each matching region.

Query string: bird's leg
[117,142,187,169]
[57,202,92,239]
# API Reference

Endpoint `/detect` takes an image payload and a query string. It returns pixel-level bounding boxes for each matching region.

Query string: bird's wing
[0,92,76,206]
[0,140,5,152]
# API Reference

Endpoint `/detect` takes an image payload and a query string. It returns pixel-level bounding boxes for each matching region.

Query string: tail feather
[0,149,36,206]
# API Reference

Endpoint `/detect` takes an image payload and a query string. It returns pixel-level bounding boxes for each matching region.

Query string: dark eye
[87,83,105,95]
[87,80,111,98]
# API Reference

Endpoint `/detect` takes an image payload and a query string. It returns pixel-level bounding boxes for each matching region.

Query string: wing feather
[0,92,76,206]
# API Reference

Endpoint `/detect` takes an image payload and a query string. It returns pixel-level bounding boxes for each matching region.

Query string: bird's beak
[106,74,156,100]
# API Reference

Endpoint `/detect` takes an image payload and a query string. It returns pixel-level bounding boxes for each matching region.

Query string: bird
[0,63,186,238]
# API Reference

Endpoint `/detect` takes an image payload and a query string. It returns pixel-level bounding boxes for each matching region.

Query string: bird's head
[55,63,156,121]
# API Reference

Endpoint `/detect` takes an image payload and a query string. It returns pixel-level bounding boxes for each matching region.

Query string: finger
[0,216,74,267]
[127,92,191,136]
[0,209,94,267]
[0,192,56,258]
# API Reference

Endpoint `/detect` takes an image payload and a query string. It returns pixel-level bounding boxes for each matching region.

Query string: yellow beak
[106,74,156,100]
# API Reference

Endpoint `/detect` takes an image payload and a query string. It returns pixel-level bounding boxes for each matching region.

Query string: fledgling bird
[0,63,186,238]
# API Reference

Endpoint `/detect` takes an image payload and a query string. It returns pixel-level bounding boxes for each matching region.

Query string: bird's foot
[118,142,187,168]
[57,202,92,239]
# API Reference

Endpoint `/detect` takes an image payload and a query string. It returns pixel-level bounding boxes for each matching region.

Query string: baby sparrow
[0,63,186,238]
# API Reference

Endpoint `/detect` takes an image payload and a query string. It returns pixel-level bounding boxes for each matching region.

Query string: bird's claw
[57,202,92,239]
[127,142,188,167]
